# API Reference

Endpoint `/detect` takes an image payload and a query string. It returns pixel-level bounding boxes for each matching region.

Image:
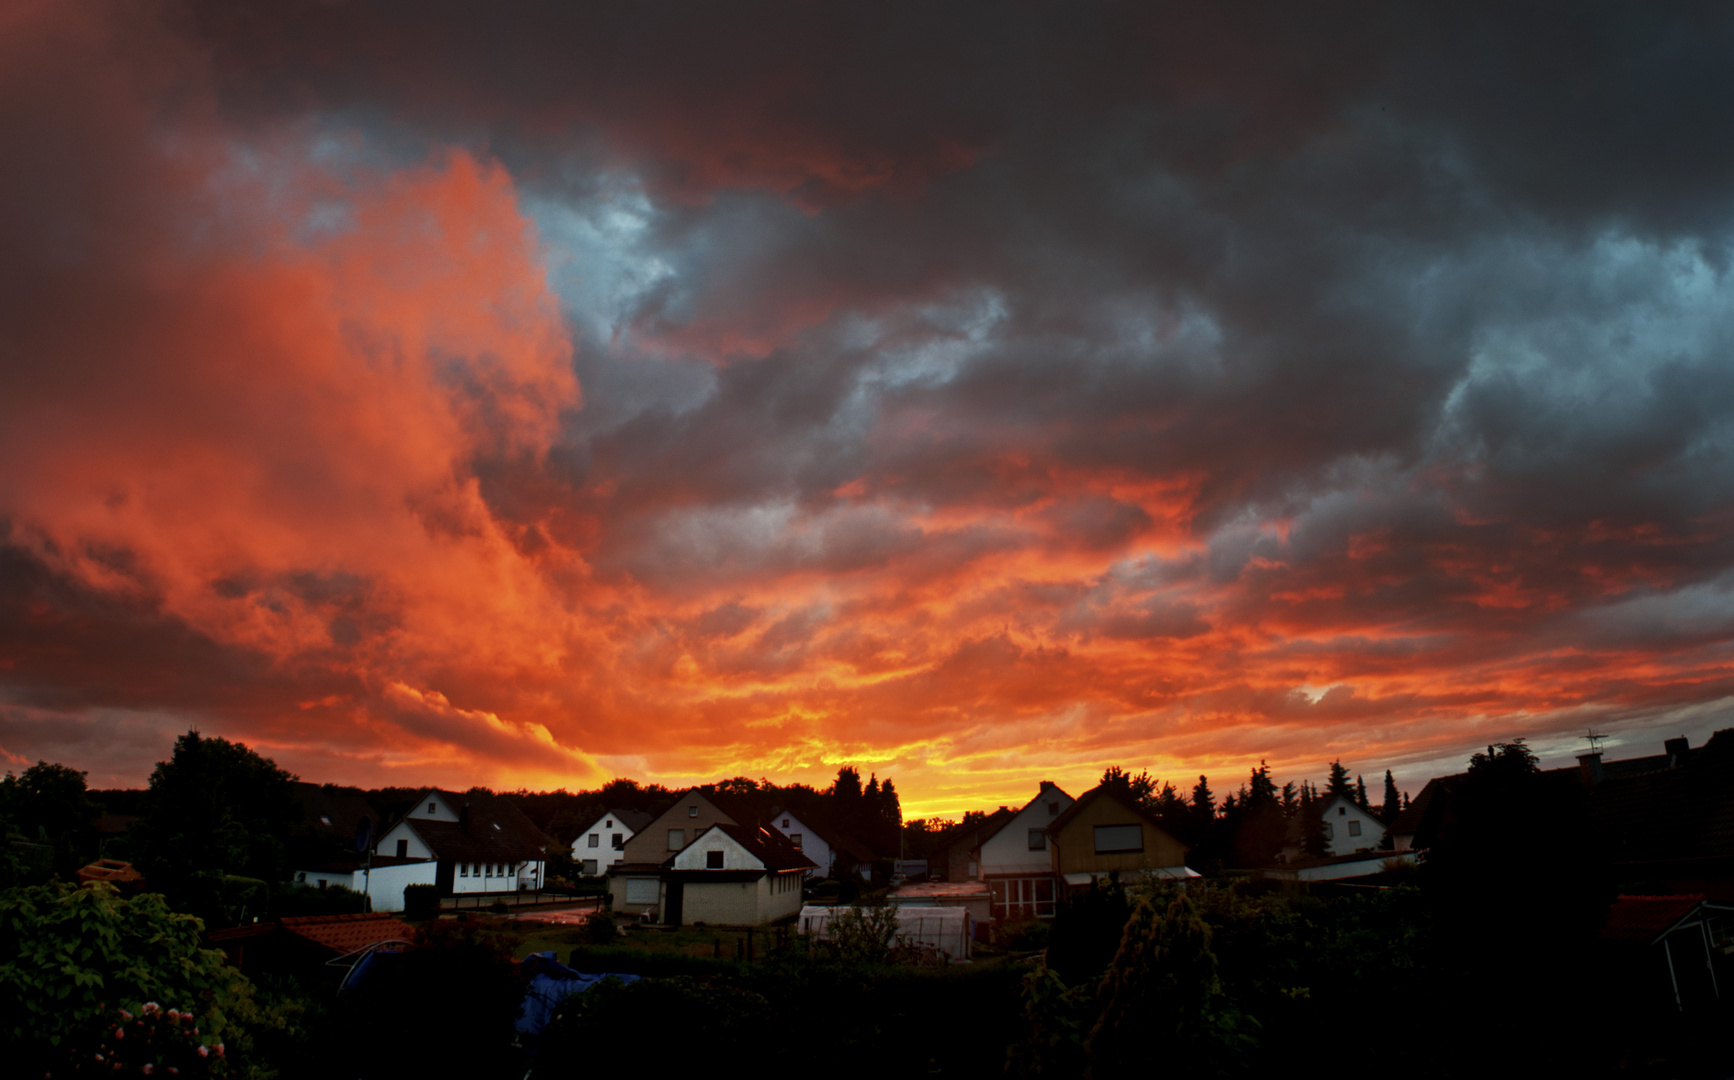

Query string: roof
[1584,730,1734,864]
[1389,775,1451,837]
[891,880,991,900]
[932,807,1017,855]
[277,913,416,956]
[671,822,816,873]
[1600,894,1708,943]
[291,782,383,845]
[609,809,654,834]
[390,789,558,863]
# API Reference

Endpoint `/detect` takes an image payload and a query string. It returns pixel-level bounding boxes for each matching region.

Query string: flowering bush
[69,1002,226,1077]
[0,883,250,1077]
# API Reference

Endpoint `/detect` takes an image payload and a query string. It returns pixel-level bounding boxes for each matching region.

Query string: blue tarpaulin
[515,951,641,1039]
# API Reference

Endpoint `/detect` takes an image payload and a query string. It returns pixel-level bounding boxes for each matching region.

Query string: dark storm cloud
[7,0,1734,803]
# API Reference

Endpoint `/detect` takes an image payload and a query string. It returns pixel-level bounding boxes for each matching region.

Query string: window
[1047,802,1059,816]
[316,878,327,888]
[588,834,600,848]
[1337,806,1346,816]
[1028,828,1047,851]
[1093,825,1143,854]
[688,805,698,817]
[611,833,624,849]
[582,859,598,875]
[428,802,437,814]
[605,819,613,828]
[395,839,408,858]
[295,872,306,883]
[1323,822,1334,839]
[991,876,1058,919]
[789,834,802,849]
[783,818,791,828]
[625,878,659,905]
[460,864,469,877]
[668,829,685,850]
[706,850,724,869]
[1347,820,1362,837]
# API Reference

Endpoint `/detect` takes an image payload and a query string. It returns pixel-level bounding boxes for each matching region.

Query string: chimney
[1665,736,1691,768]
[1576,752,1604,787]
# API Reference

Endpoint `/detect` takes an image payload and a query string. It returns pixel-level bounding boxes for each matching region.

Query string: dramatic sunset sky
[5,2,1734,816]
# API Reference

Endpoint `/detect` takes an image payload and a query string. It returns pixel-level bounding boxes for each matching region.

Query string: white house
[978,781,1074,920]
[1316,794,1387,855]
[659,823,814,926]
[766,808,877,881]
[373,789,557,897]
[571,809,653,877]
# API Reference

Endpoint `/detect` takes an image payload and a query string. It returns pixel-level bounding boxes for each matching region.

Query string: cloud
[5,2,1734,811]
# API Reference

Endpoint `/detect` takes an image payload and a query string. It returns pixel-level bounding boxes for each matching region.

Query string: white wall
[1318,796,1387,855]
[291,869,356,891]
[980,785,1074,877]
[452,858,525,893]
[671,828,762,871]
[375,821,434,861]
[768,812,833,879]
[572,815,637,872]
[364,861,438,913]
[405,791,461,822]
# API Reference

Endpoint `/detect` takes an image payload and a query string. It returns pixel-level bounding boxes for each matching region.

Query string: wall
[620,792,736,865]
[768,813,833,879]
[609,872,662,917]
[1050,794,1189,876]
[671,829,759,871]
[291,869,355,891]
[1319,796,1387,855]
[573,814,636,870]
[980,785,1074,877]
[406,792,461,822]
[680,878,765,925]
[375,821,433,860]
[365,860,438,913]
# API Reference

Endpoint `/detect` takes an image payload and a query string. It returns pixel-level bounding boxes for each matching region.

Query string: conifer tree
[1354,774,1370,810]
[1380,770,1401,822]
[1326,760,1354,799]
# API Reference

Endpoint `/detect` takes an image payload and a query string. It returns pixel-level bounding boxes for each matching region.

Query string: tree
[1353,774,1369,811]
[1298,783,1329,858]
[1379,770,1401,823]
[1325,760,1353,799]
[1100,766,1157,812]
[0,760,98,874]
[131,730,297,910]
[1086,892,1251,1075]
[1230,762,1285,867]
[0,882,254,1076]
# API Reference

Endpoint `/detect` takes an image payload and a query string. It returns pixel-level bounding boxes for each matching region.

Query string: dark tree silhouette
[1379,770,1401,823]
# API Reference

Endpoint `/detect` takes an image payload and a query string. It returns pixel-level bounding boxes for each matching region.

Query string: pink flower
[166,1010,180,1023]
[214,1043,224,1057]
[118,1010,133,1021]
[142,1002,159,1015]
[196,1046,208,1059]
[142,1066,154,1076]
[114,1027,124,1040]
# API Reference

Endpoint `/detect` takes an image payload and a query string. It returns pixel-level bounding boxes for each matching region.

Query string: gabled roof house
[661,823,815,925]
[374,789,556,897]
[1046,784,1194,888]
[571,808,653,877]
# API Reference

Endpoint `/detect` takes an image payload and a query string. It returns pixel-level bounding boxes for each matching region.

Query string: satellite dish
[355,816,373,854]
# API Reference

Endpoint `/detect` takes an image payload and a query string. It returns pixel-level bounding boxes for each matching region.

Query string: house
[1045,784,1194,891]
[288,856,437,913]
[1313,794,1387,855]
[607,786,759,918]
[373,789,556,898]
[571,808,653,877]
[1400,730,1734,897]
[978,781,1075,920]
[1600,894,1734,1011]
[658,822,814,926]
[767,807,877,881]
[930,807,1017,883]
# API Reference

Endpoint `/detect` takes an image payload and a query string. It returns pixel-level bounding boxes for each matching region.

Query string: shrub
[582,910,617,945]
[0,882,252,1075]
[402,883,440,920]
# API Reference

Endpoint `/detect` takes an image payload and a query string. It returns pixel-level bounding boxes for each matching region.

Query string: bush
[403,883,440,920]
[0,882,253,1076]
[582,910,617,945]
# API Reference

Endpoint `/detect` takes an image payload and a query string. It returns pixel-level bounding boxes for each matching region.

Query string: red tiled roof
[278,913,416,956]
[1600,894,1705,943]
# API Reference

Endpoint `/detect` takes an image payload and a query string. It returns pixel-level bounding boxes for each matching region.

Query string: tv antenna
[1582,729,1609,754]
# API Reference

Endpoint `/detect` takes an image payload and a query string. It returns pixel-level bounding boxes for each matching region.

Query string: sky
[5,2,1734,817]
